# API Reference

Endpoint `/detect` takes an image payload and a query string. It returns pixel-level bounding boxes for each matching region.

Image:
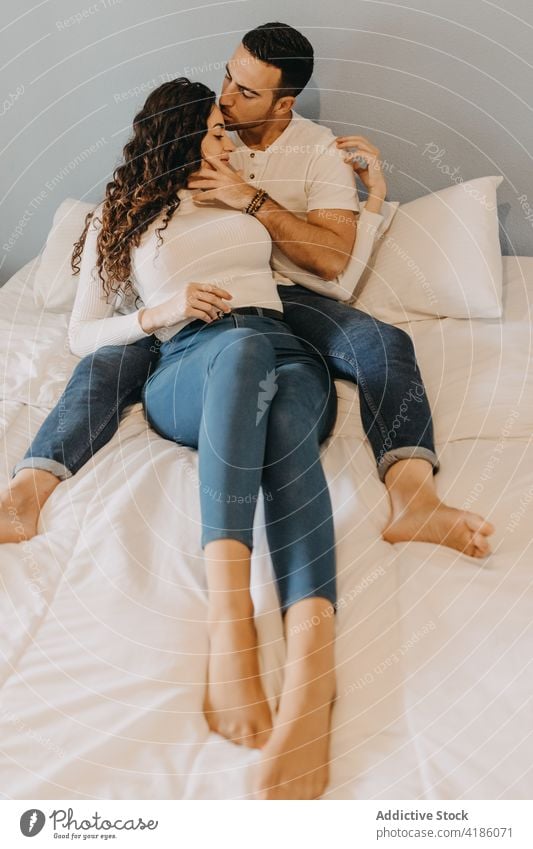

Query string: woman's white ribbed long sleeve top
[68,190,282,357]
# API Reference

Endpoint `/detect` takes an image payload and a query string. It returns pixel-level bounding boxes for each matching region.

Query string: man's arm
[188,158,359,281]
[252,199,358,282]
[253,182,387,282]
[188,147,389,282]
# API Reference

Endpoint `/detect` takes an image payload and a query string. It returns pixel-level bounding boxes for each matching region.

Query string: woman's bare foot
[383,458,495,557]
[204,611,273,748]
[252,668,336,800]
[0,469,60,543]
[383,498,495,557]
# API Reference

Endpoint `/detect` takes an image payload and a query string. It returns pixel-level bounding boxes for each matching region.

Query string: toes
[462,523,492,558]
[226,720,258,747]
[465,513,495,537]
[472,533,491,556]
[265,776,298,800]
[302,776,327,800]
[233,726,257,747]
[217,717,272,748]
[463,534,490,559]
[456,515,493,558]
[457,524,476,553]
[254,723,273,749]
[252,766,281,800]
[254,774,325,800]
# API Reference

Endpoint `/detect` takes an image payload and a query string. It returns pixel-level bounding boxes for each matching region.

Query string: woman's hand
[139,283,233,332]
[336,135,387,199]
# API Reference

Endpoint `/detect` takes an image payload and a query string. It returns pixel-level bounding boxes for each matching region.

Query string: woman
[68,78,338,800]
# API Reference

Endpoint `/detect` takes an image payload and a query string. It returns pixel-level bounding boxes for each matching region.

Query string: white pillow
[33,197,94,313]
[351,176,504,321]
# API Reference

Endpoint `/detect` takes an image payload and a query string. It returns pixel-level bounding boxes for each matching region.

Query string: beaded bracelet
[244,188,266,215]
[244,188,269,216]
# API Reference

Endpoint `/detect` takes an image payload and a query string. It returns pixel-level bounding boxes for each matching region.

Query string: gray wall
[1,0,532,284]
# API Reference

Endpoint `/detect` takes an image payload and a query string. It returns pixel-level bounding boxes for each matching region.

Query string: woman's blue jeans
[142,313,338,617]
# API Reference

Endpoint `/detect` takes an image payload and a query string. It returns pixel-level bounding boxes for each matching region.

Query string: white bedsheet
[0,256,532,799]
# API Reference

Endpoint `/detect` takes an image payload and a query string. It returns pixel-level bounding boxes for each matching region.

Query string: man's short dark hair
[242,21,314,98]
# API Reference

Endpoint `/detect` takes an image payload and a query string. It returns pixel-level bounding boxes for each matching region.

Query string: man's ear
[273,94,296,117]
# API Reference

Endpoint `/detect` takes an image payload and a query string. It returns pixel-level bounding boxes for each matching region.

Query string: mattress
[0,255,532,799]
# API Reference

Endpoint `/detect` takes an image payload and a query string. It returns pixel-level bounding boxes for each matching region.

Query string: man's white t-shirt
[230,111,360,290]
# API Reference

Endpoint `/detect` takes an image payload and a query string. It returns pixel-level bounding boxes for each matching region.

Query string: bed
[1,227,532,800]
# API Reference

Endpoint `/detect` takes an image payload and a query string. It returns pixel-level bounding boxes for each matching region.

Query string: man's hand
[187,159,257,210]
[336,135,387,199]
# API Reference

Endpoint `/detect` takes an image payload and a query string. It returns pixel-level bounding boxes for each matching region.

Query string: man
[1,22,494,559]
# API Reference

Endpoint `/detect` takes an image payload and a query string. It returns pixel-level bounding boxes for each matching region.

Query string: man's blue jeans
[12,284,438,483]
[280,285,439,481]
[13,335,161,481]
[142,312,337,615]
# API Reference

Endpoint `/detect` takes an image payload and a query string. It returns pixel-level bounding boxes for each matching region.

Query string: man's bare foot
[383,497,495,557]
[0,492,37,543]
[0,470,60,543]
[204,612,273,749]
[382,458,495,557]
[252,668,336,800]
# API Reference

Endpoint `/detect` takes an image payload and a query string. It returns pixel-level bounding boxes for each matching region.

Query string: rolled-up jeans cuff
[377,447,440,483]
[11,457,72,481]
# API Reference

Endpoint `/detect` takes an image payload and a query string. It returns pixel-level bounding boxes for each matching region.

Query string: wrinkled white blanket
[0,256,532,799]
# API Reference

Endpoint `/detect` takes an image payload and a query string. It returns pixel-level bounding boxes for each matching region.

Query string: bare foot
[252,669,336,800]
[0,490,40,543]
[0,470,60,544]
[383,497,495,557]
[204,613,273,749]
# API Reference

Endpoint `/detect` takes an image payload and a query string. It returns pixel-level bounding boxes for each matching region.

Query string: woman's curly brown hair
[71,77,216,301]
